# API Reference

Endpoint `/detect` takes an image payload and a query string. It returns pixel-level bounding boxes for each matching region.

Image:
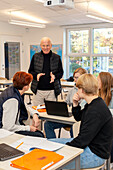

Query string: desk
[0,133,83,170]
[0,80,13,87]
[38,112,75,125]
[0,81,74,89]
[61,81,74,88]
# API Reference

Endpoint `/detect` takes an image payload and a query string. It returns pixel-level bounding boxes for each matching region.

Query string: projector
[44,0,74,9]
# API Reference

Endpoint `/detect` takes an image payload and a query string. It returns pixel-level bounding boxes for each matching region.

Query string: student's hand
[50,72,55,83]
[32,113,40,128]
[37,73,45,81]
[30,125,38,132]
[73,93,80,107]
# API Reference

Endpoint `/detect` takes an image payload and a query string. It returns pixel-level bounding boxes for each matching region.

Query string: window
[69,56,90,77]
[64,26,113,78]
[68,30,89,54]
[93,28,113,54]
[93,56,113,77]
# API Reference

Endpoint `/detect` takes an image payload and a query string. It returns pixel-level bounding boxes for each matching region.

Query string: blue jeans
[49,138,105,169]
[44,121,73,139]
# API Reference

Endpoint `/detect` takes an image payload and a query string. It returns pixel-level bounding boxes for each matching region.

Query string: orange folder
[10,149,64,170]
[32,106,46,112]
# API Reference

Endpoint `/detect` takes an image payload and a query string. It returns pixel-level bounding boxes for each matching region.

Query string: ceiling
[0,0,113,27]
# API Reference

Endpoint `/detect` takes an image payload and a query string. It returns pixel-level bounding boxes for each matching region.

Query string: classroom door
[4,42,20,79]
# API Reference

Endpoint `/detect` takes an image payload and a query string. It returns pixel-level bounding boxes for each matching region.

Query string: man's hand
[37,73,45,81]
[32,113,40,128]
[50,72,55,83]
[73,93,80,107]
[30,125,38,132]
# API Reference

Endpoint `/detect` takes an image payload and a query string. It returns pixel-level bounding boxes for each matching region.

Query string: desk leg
[41,120,43,131]
[75,155,80,170]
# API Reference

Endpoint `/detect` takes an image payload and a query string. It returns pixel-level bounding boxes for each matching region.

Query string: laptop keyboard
[0,143,24,161]
[0,147,15,160]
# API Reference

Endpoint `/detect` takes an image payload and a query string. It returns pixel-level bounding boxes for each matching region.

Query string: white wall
[0,21,63,76]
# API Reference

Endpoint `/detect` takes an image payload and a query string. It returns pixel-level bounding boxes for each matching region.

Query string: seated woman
[66,67,87,108]
[0,71,44,137]
[97,72,113,164]
[97,71,113,109]
[49,73,113,169]
[44,67,87,139]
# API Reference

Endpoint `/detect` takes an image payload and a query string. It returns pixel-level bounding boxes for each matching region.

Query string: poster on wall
[30,44,62,61]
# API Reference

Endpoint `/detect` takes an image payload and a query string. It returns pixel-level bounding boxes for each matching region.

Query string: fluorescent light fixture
[86,13,113,23]
[8,11,47,24]
[35,0,45,2]
[9,20,46,28]
[89,2,113,18]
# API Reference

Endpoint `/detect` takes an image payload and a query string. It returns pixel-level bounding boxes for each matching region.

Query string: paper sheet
[0,129,14,138]
[11,136,64,152]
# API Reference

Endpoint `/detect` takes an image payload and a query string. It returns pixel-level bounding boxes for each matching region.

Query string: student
[97,72,113,109]
[49,74,113,169]
[97,72,113,164]
[66,67,87,108]
[0,71,44,137]
[44,67,87,139]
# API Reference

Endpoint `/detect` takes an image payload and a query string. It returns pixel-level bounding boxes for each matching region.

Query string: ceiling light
[89,2,113,18]
[8,11,47,24]
[8,20,46,28]
[86,13,113,23]
[35,0,45,2]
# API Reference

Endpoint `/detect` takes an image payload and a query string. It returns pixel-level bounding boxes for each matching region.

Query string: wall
[0,21,63,76]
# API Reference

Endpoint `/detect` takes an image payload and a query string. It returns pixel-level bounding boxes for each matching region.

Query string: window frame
[63,23,113,78]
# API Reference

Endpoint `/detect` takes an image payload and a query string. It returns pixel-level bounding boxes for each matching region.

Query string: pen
[16,142,24,149]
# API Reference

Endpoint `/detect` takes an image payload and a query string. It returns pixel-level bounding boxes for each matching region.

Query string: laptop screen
[45,100,71,117]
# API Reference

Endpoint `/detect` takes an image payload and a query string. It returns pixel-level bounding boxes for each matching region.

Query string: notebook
[0,143,24,161]
[45,100,72,117]
[11,148,64,170]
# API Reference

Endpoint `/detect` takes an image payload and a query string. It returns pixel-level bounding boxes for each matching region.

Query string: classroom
[0,0,113,170]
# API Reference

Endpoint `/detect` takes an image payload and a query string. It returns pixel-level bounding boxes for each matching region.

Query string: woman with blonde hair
[97,72,113,108]
[49,74,113,169]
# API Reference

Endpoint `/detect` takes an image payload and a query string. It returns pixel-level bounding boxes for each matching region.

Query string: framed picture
[30,44,62,60]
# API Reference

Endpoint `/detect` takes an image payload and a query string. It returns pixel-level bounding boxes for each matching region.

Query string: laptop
[0,143,24,161]
[45,100,72,117]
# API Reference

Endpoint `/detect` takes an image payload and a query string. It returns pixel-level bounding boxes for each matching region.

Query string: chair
[0,77,7,80]
[81,157,110,170]
[106,157,110,170]
[81,163,105,170]
[0,77,8,88]
[58,126,73,138]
